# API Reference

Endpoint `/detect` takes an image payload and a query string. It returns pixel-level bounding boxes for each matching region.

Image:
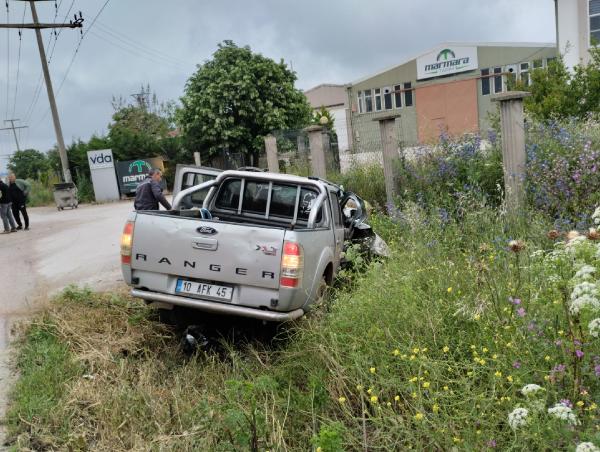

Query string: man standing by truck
[8,173,30,230]
[134,168,171,211]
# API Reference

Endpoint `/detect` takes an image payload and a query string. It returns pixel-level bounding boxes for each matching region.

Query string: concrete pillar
[492,91,531,214]
[374,114,401,207]
[264,134,279,173]
[305,125,327,178]
[193,151,201,166]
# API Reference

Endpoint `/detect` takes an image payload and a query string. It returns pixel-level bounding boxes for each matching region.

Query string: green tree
[312,106,336,132]
[7,149,49,179]
[514,48,600,120]
[178,40,311,164]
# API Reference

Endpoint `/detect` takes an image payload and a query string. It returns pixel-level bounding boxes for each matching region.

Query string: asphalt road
[0,200,134,447]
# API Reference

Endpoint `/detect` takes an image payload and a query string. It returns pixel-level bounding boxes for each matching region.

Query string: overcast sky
[0,0,556,170]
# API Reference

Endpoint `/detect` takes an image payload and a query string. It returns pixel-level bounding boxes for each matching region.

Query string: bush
[27,179,55,207]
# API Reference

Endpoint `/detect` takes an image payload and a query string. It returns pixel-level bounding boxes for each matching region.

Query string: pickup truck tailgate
[131,213,284,290]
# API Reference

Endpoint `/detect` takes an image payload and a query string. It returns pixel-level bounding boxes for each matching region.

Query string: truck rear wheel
[315,276,329,304]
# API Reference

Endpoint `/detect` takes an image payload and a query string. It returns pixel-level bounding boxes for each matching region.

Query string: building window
[481,69,490,95]
[383,87,393,110]
[364,89,373,112]
[493,67,503,94]
[404,82,413,107]
[393,84,402,108]
[533,59,544,69]
[591,0,600,44]
[374,88,382,111]
[357,91,364,114]
[520,62,530,86]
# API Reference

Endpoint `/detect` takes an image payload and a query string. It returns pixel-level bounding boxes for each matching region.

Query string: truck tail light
[280,241,303,288]
[121,221,134,265]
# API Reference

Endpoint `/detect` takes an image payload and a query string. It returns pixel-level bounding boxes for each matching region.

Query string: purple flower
[513,361,521,369]
[487,439,497,448]
[575,349,584,359]
[555,339,563,346]
[527,322,536,331]
[560,399,573,408]
[517,308,526,317]
[594,365,600,377]
[554,364,566,373]
[510,297,522,305]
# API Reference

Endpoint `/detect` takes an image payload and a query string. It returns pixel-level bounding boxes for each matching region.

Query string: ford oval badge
[196,226,217,235]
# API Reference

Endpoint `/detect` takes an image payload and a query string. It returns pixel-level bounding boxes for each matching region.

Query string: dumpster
[53,182,79,211]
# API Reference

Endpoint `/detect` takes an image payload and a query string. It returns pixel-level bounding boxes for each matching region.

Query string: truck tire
[315,276,329,304]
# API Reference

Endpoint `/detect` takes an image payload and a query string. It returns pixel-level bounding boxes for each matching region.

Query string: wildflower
[576,442,600,452]
[474,314,481,321]
[409,355,416,360]
[575,265,596,280]
[317,448,322,452]
[367,388,373,394]
[589,318,600,338]
[338,397,346,403]
[422,382,430,389]
[393,349,400,356]
[510,297,522,305]
[442,346,450,353]
[593,206,600,224]
[443,386,449,391]
[453,437,462,444]
[495,371,502,377]
[487,439,497,448]
[517,308,526,317]
[508,240,526,253]
[548,402,580,425]
[513,361,521,369]
[370,367,376,374]
[492,354,498,359]
[447,287,453,293]
[356,385,363,391]
[547,230,560,240]
[421,347,428,353]
[576,400,585,407]
[409,377,418,383]
[508,407,529,430]
[595,364,600,377]
[370,395,378,404]
[507,375,514,383]
[432,404,439,413]
[411,392,417,398]
[414,412,424,421]
[470,345,476,350]
[544,355,551,361]
[576,349,584,359]
[394,395,400,402]
[482,347,489,353]
[386,401,391,407]
[521,384,544,396]
[476,430,481,435]
[593,228,600,241]
[467,371,474,377]
[412,347,419,354]
[570,282,600,315]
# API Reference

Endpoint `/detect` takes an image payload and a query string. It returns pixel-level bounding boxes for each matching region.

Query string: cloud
[0,0,555,167]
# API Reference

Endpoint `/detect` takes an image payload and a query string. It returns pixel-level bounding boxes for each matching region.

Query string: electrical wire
[11,3,27,119]
[5,0,11,121]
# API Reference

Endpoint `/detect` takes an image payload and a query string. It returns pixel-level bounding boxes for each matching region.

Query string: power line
[11,3,26,119]
[5,0,10,120]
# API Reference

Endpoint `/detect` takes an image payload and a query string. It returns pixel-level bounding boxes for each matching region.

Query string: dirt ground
[0,200,134,447]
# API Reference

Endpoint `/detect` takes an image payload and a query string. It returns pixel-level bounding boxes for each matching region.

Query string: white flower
[548,403,580,425]
[570,282,600,315]
[589,318,600,338]
[592,206,600,222]
[575,265,596,280]
[576,442,600,452]
[521,384,544,396]
[566,236,588,250]
[508,407,529,430]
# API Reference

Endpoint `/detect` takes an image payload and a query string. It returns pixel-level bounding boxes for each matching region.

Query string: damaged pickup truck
[121,167,388,322]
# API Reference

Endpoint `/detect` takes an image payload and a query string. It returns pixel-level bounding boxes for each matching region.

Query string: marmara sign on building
[417,46,479,80]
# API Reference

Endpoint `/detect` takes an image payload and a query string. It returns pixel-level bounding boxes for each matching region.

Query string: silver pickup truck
[121,166,387,322]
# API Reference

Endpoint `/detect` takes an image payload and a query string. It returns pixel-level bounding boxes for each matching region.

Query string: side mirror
[340,193,366,227]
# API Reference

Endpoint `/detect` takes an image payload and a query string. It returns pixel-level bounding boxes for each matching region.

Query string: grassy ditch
[6,207,600,451]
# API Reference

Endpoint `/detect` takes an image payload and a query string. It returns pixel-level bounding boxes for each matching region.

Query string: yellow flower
[370,395,378,404]
[409,355,416,361]
[443,386,449,391]
[393,349,400,356]
[588,403,597,411]
[576,401,585,407]
[411,392,417,398]
[412,347,420,354]
[544,375,550,381]
[422,382,430,389]
[317,448,322,452]
[370,367,376,374]
[476,430,481,435]
[544,355,550,361]
[443,346,450,353]
[422,347,428,353]
[433,404,439,414]
[492,354,498,359]
[482,347,489,353]
[409,377,418,383]
[367,388,373,394]
[494,371,502,377]
[474,314,481,321]
[386,402,392,407]
[356,385,363,391]
[338,397,346,403]
[507,375,513,383]
[394,395,400,402]
[467,371,474,377]
[453,437,462,444]
[558,330,564,336]
[447,287,453,293]
[470,345,476,350]
[414,412,424,421]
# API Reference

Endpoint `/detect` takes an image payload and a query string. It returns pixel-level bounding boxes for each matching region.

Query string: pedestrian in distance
[134,168,172,211]
[8,173,31,231]
[0,178,18,233]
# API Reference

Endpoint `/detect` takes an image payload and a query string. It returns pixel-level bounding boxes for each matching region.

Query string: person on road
[134,168,172,211]
[8,173,31,231]
[0,178,18,233]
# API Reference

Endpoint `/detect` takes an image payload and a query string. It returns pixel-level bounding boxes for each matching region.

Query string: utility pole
[2,1,84,183]
[0,119,28,151]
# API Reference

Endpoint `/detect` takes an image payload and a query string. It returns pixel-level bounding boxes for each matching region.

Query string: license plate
[175,279,233,301]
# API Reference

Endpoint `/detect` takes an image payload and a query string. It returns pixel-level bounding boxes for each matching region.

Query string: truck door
[173,164,221,208]
[329,190,345,271]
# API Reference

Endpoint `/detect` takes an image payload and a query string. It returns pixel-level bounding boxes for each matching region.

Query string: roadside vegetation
[6,117,600,451]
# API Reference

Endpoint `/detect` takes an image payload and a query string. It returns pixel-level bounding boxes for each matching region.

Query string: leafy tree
[178,41,312,164]
[312,106,336,132]
[7,149,49,179]
[513,47,600,120]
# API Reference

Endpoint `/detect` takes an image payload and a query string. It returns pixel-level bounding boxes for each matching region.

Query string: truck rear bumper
[131,289,305,322]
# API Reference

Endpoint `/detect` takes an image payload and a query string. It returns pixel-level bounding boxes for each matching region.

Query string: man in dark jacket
[8,173,30,230]
[0,178,17,233]
[134,168,172,210]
